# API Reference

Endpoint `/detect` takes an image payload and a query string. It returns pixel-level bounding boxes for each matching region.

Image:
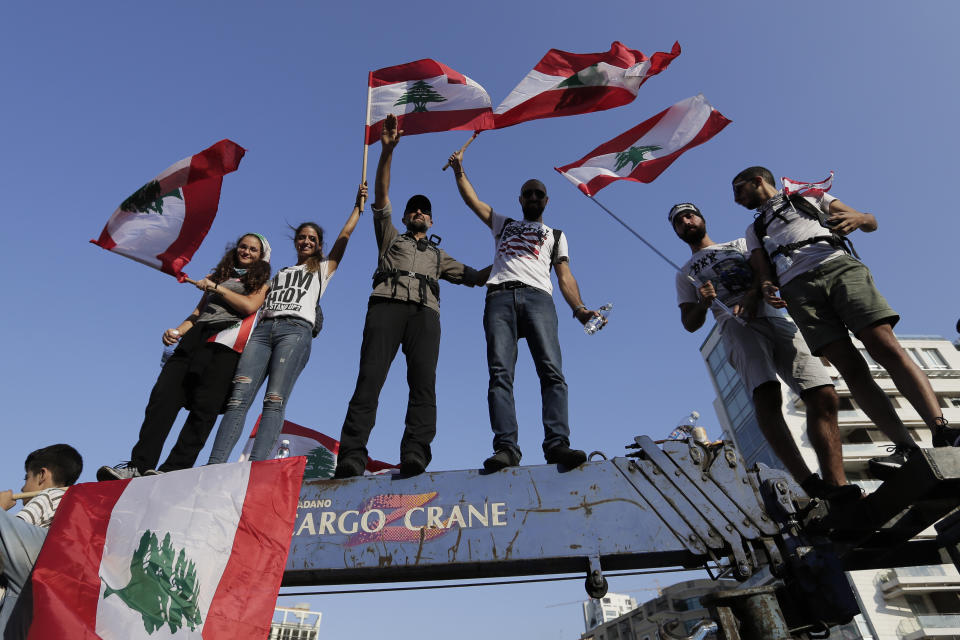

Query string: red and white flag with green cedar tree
[555,94,731,196]
[365,59,492,144]
[239,417,398,479]
[27,458,304,640]
[487,41,681,130]
[91,139,246,281]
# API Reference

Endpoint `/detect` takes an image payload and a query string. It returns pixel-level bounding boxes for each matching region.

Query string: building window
[922,348,949,369]
[843,428,874,444]
[939,396,960,409]
[907,347,951,370]
[858,349,882,369]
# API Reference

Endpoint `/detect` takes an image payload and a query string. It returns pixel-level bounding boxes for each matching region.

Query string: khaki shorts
[779,255,899,355]
[722,315,834,396]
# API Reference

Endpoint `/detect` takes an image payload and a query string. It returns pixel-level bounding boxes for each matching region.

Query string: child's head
[24,444,83,489]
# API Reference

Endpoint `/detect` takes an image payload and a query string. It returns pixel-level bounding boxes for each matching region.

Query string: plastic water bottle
[584,303,613,335]
[276,439,291,459]
[160,342,177,367]
[668,411,704,441]
[762,236,793,274]
[160,329,180,367]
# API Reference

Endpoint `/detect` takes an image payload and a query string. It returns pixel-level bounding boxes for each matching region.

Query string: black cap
[668,203,702,226]
[404,194,432,217]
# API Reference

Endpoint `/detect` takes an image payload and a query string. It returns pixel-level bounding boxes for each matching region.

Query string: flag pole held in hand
[360,71,373,211]
[12,491,41,501]
[442,131,479,170]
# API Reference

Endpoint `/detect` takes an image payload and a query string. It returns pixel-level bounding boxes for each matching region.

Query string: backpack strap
[549,228,563,272]
[753,194,859,267]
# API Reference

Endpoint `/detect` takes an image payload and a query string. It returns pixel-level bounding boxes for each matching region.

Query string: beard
[680,225,706,244]
[405,218,429,233]
[521,205,544,221]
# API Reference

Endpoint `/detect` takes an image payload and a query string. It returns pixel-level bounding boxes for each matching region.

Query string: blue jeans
[0,510,47,635]
[208,317,312,463]
[483,287,570,460]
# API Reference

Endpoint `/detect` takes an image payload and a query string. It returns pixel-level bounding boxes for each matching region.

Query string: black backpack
[753,194,858,279]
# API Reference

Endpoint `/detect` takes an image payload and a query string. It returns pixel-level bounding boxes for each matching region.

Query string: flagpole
[441,131,479,170]
[12,491,41,501]
[360,71,373,210]
[585,194,745,325]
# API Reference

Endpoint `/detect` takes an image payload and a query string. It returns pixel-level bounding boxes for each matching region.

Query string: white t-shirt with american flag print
[487,212,569,295]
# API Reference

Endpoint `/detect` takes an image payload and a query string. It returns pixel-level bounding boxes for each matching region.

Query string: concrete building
[269,603,321,640]
[584,593,640,632]
[700,329,960,640]
[580,579,736,640]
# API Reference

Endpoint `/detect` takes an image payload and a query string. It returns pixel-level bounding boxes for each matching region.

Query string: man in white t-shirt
[671,203,858,503]
[448,150,604,472]
[1,444,83,638]
[732,166,958,477]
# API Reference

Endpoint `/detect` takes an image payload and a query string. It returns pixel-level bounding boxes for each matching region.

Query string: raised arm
[447,150,494,229]
[827,199,877,235]
[554,261,602,326]
[374,114,402,211]
[326,183,367,272]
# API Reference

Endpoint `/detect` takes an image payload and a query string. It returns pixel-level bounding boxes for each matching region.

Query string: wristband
[572,304,587,318]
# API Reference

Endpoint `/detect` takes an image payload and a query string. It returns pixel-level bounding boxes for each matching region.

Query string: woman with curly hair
[208,184,366,463]
[98,233,272,480]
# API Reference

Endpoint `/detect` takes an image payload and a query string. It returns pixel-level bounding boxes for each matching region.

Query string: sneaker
[333,457,365,479]
[800,474,864,504]
[545,445,587,468]
[96,462,142,481]
[399,453,426,477]
[868,443,920,480]
[143,469,163,476]
[483,449,520,472]
[932,418,960,448]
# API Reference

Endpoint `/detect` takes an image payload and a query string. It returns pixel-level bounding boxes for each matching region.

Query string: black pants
[130,326,239,473]
[339,299,441,465]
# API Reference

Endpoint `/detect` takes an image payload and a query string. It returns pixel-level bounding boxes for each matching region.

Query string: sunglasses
[522,189,546,198]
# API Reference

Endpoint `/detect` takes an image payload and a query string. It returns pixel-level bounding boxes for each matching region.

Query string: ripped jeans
[207,317,312,463]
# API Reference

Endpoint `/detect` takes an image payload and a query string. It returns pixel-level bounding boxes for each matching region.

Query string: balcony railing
[898,614,960,638]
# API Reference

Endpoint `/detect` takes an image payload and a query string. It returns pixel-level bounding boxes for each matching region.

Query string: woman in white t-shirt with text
[208,184,366,463]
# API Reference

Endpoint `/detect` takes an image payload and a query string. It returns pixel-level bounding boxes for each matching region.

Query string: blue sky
[3,2,959,637]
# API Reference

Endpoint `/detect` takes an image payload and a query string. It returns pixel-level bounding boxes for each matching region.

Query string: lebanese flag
[27,458,304,640]
[365,59,493,144]
[555,94,731,196]
[239,417,397,478]
[488,41,681,130]
[208,310,259,353]
[91,140,246,281]
[782,171,834,197]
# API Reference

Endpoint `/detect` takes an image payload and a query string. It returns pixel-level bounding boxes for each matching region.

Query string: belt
[487,281,529,293]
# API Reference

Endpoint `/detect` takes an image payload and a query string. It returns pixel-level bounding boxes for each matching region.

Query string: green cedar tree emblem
[120,180,184,215]
[304,446,337,479]
[102,530,203,635]
[394,80,447,113]
[614,145,662,171]
[557,63,608,88]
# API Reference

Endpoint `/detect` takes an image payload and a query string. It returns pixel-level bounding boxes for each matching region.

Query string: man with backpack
[732,166,959,477]
[448,150,603,472]
[333,115,487,479]
[670,203,858,503]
